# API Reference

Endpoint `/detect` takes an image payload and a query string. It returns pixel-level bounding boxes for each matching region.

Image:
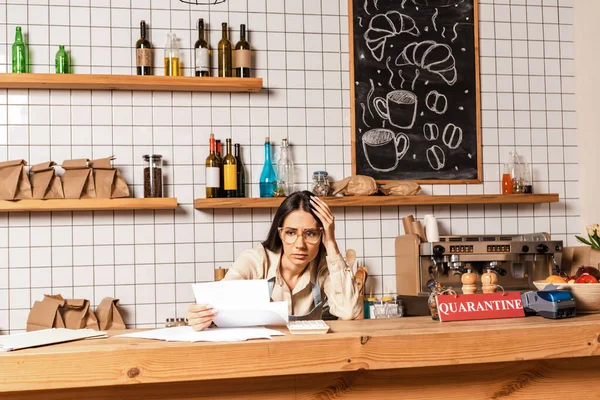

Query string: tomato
[575,273,599,284]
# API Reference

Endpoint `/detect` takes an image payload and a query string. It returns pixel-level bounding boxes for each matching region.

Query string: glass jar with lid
[143,154,163,198]
[312,171,330,196]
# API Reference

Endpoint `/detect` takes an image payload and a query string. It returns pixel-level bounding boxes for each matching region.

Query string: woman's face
[279,210,321,269]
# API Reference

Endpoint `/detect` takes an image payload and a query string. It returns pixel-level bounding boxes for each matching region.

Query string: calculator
[286,320,330,335]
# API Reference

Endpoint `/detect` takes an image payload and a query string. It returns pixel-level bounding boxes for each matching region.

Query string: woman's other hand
[310,196,339,256]
[186,304,218,331]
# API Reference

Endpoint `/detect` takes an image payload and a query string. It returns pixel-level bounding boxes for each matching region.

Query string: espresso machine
[395,233,564,315]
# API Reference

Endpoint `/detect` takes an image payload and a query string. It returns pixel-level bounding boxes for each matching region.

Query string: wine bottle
[276,138,294,196]
[235,143,246,198]
[55,45,69,74]
[215,139,224,197]
[259,137,277,198]
[136,20,152,75]
[234,24,251,78]
[205,134,221,198]
[217,22,232,77]
[194,19,210,77]
[223,139,237,198]
[164,32,180,76]
[12,26,26,73]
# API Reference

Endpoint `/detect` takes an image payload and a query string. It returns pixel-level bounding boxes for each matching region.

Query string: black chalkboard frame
[349,0,482,184]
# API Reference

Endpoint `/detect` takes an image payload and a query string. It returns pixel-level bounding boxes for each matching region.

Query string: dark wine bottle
[235,143,246,197]
[136,20,152,75]
[223,139,237,198]
[234,24,251,78]
[205,134,221,198]
[215,139,224,197]
[218,23,232,77]
[194,19,210,77]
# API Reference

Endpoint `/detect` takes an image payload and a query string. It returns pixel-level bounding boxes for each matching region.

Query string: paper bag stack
[61,159,96,199]
[0,160,32,200]
[26,295,126,332]
[30,161,64,199]
[89,157,130,199]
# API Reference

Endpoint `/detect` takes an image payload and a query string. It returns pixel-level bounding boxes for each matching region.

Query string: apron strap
[268,276,322,309]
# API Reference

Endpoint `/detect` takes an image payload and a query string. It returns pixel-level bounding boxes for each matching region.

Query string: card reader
[521,287,576,319]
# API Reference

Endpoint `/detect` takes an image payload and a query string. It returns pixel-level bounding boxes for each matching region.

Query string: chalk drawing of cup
[373,90,418,129]
[362,129,410,172]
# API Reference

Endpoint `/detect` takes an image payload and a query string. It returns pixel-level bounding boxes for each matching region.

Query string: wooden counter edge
[1,316,600,392]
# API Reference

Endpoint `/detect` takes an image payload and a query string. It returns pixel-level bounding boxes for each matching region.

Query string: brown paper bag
[61,159,96,199]
[89,157,130,199]
[379,181,422,196]
[562,246,600,276]
[332,175,378,196]
[0,160,32,200]
[26,294,66,332]
[30,161,64,199]
[62,298,99,330]
[96,297,126,330]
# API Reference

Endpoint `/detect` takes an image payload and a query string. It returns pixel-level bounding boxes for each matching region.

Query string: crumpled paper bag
[0,159,32,200]
[26,294,66,331]
[96,297,126,330]
[332,175,378,196]
[379,181,422,196]
[89,157,130,199]
[26,294,99,331]
[62,159,96,199]
[30,161,64,199]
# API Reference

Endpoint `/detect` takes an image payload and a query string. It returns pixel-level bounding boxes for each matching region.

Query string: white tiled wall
[0,0,578,333]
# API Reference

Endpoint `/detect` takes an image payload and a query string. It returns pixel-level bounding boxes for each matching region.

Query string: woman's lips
[292,254,308,259]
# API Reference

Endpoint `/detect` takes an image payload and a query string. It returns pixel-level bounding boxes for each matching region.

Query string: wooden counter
[2,315,600,399]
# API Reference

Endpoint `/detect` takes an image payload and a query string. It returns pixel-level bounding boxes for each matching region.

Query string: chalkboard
[349,0,481,183]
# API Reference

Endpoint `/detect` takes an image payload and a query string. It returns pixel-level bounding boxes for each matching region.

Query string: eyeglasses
[278,227,323,245]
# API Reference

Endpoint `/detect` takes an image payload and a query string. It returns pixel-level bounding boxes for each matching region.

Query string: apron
[268,277,324,321]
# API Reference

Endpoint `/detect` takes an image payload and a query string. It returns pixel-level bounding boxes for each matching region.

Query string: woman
[187,191,362,331]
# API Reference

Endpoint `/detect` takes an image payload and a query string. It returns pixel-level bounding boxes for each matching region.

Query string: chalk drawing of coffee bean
[423,123,439,141]
[442,123,463,149]
[425,90,448,115]
[426,145,446,171]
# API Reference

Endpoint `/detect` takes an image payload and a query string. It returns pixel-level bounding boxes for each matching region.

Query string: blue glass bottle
[259,137,276,198]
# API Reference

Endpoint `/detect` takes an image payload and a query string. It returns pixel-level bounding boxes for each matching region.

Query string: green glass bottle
[55,45,69,74]
[217,23,232,77]
[12,26,27,73]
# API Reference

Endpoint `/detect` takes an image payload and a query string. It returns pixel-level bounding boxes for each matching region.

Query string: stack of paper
[192,280,288,328]
[117,326,284,343]
[0,328,107,352]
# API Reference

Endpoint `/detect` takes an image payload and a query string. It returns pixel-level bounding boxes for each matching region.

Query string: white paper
[116,326,284,343]
[192,280,289,328]
[0,328,107,352]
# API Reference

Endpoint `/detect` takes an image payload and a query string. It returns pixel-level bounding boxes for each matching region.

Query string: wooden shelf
[0,198,177,212]
[0,73,263,93]
[194,194,559,209]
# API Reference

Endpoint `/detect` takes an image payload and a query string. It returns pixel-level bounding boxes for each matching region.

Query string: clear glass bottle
[143,154,163,198]
[428,283,444,321]
[276,139,294,197]
[312,171,330,196]
[12,26,27,73]
[164,32,180,76]
[55,45,69,74]
[501,163,512,195]
[259,137,277,198]
[521,163,533,194]
[509,151,523,194]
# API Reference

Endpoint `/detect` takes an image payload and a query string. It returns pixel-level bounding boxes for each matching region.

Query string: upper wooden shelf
[194,194,559,209]
[0,73,263,93]
[0,198,177,212]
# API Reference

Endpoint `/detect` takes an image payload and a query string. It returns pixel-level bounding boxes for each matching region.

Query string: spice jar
[312,171,330,196]
[165,318,176,328]
[143,154,163,198]
[175,318,188,327]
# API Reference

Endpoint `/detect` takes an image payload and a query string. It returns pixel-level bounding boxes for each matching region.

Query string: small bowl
[533,281,600,313]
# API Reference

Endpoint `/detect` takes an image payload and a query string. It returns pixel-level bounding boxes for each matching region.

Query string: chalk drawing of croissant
[364,11,420,62]
[395,40,457,86]
[411,0,464,7]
